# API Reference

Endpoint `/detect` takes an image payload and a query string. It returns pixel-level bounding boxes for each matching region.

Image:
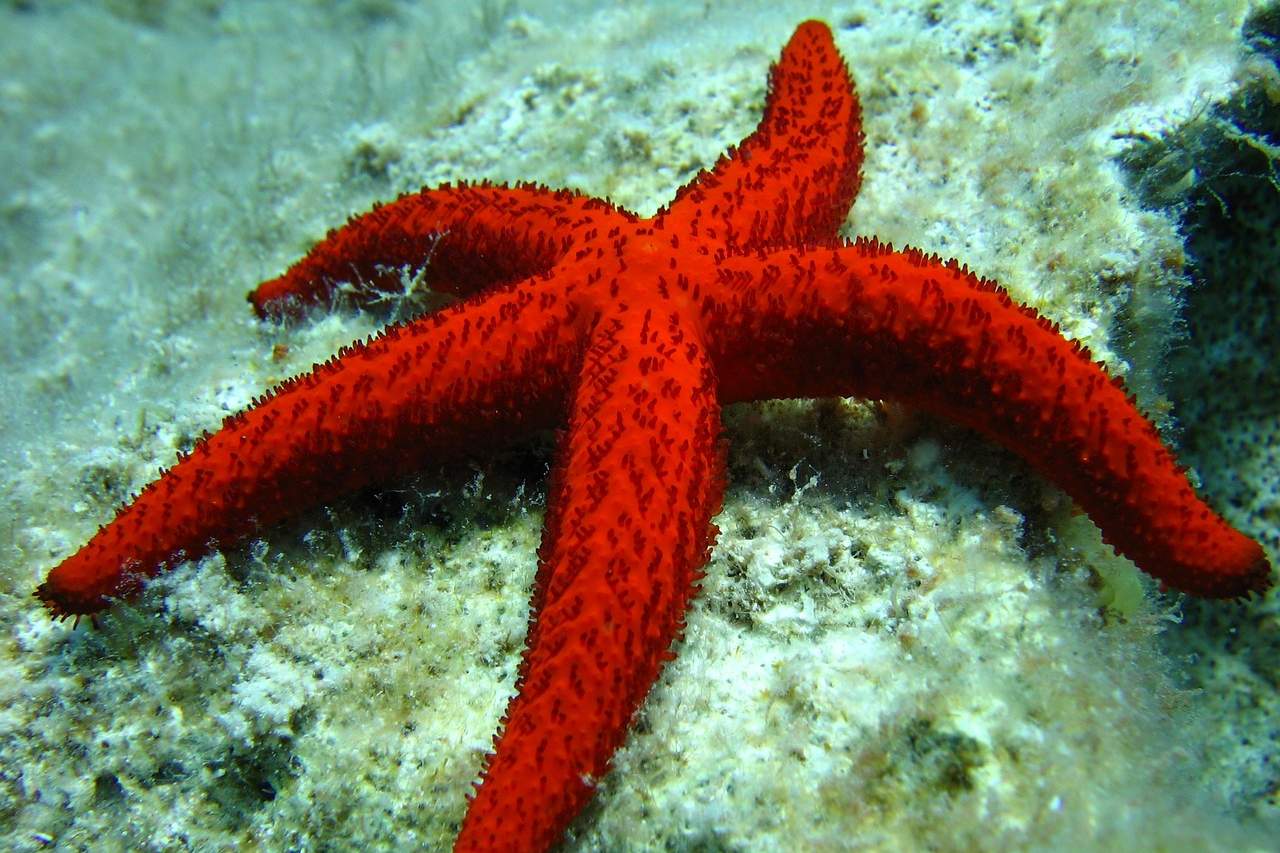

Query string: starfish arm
[249,181,634,318]
[661,20,864,251]
[456,308,725,852]
[707,240,1271,598]
[36,283,583,619]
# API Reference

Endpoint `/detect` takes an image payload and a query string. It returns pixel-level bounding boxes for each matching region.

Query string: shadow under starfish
[36,20,1271,852]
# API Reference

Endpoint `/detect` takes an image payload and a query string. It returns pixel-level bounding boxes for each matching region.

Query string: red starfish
[36,20,1270,852]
